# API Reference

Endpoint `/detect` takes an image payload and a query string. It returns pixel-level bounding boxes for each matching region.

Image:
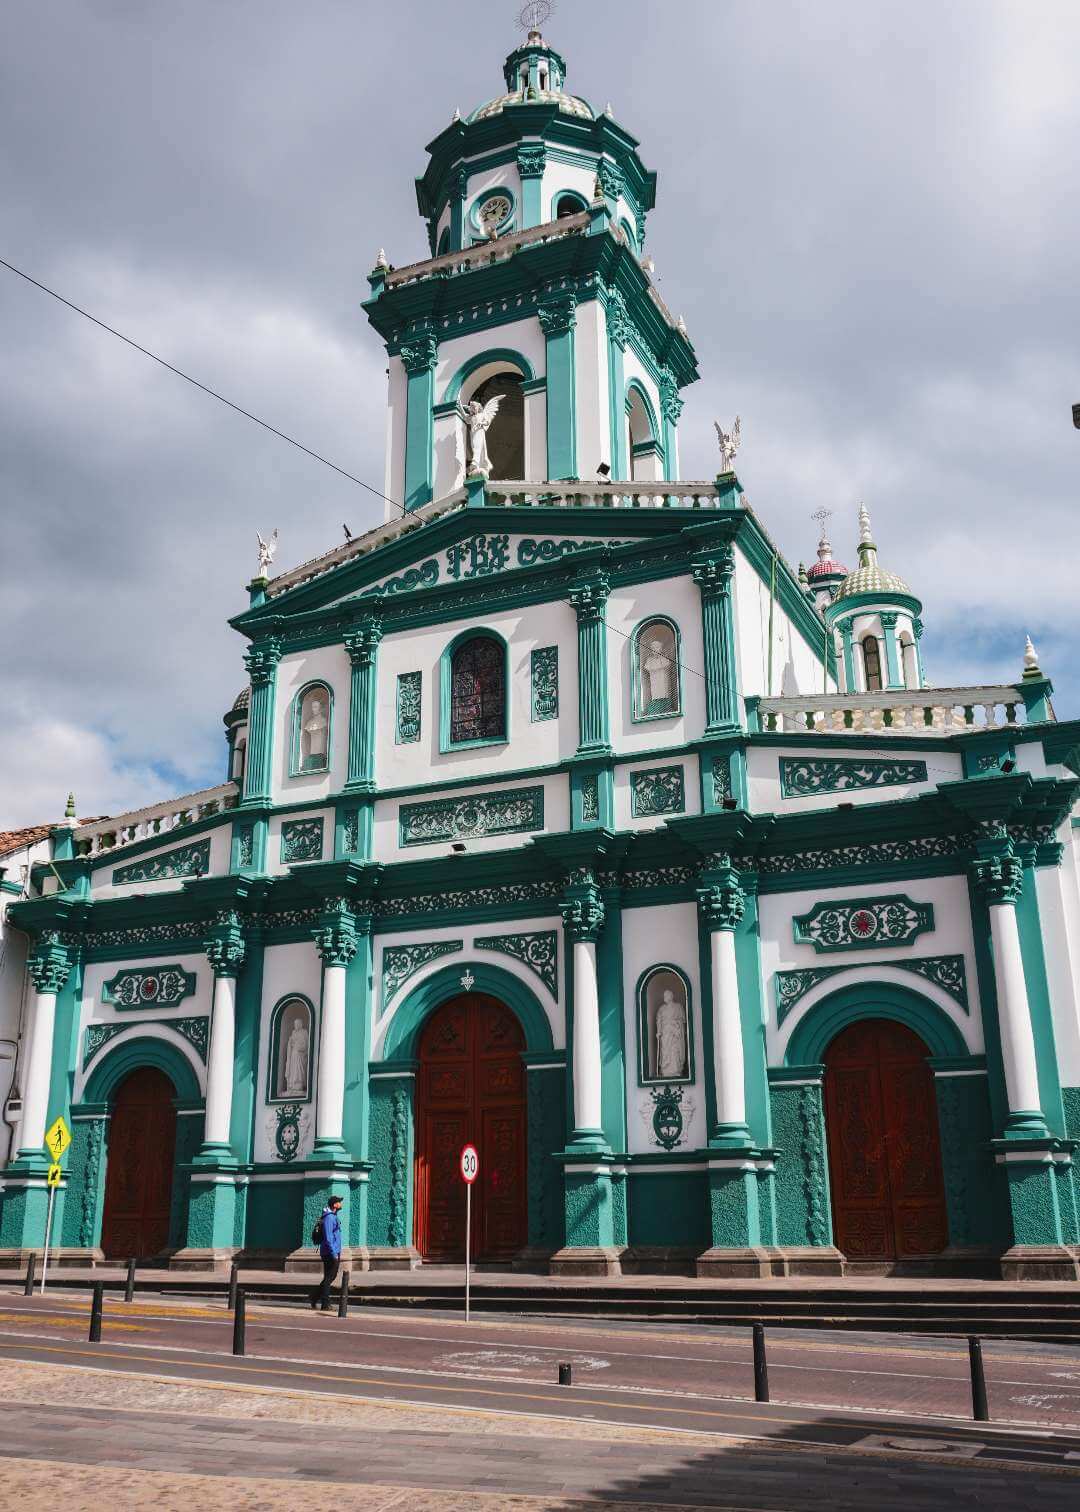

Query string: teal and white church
[4,27,1080,1280]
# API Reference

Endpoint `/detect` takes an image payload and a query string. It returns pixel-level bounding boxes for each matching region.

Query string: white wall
[575,298,609,478]
[96,825,232,898]
[271,645,352,806]
[746,744,961,816]
[606,575,705,754]
[733,547,830,703]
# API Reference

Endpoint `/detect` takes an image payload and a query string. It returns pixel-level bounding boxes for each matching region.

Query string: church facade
[3,28,1080,1279]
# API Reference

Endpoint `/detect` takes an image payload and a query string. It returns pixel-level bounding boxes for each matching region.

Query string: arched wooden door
[823,1019,949,1260]
[100,1067,178,1258]
[415,993,527,1262]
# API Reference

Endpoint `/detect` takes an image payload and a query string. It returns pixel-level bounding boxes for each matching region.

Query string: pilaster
[658,369,682,483]
[605,292,630,478]
[570,571,611,756]
[401,326,438,511]
[692,546,739,733]
[242,636,283,807]
[537,291,577,480]
[880,611,902,688]
[516,142,546,227]
[344,617,382,792]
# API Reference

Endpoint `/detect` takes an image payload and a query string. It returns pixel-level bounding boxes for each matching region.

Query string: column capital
[560,869,605,943]
[537,290,577,337]
[399,326,438,375]
[659,368,684,424]
[345,619,383,667]
[596,158,624,203]
[569,570,610,622]
[697,858,746,931]
[879,611,898,629]
[204,907,247,978]
[605,289,631,349]
[971,854,1024,906]
[691,546,735,597]
[243,635,283,687]
[516,142,546,178]
[312,897,359,966]
[27,931,75,995]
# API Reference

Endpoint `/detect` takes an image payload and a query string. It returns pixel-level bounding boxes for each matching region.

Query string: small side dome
[834,504,911,602]
[231,687,251,713]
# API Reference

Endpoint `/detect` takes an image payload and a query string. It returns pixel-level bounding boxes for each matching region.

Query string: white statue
[283,1017,309,1095]
[655,988,688,1079]
[303,697,328,760]
[642,639,674,708]
[714,415,741,474]
[457,395,504,478]
[255,529,278,576]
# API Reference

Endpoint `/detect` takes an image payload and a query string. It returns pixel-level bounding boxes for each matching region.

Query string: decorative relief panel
[268,1102,311,1163]
[396,671,422,743]
[779,757,928,798]
[280,817,324,865]
[759,835,962,876]
[637,1085,696,1151]
[792,895,934,953]
[103,966,196,1010]
[775,954,969,1026]
[581,774,600,823]
[399,786,544,847]
[82,1023,125,1068]
[475,930,558,998]
[630,765,685,819]
[530,646,559,722]
[712,754,733,806]
[382,940,463,1004]
[113,839,210,886]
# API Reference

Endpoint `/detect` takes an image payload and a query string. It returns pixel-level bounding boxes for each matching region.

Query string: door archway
[823,1018,948,1260]
[414,993,527,1262]
[100,1066,178,1258]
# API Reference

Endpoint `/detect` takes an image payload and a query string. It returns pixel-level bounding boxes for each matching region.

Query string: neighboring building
[2,27,1080,1279]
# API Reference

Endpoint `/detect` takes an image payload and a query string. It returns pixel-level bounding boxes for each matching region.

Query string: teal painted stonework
[113,839,210,885]
[399,786,544,846]
[793,895,934,953]
[526,1067,565,1250]
[280,818,324,864]
[82,1023,125,1068]
[759,834,962,878]
[627,1171,707,1248]
[185,1177,239,1250]
[712,754,733,806]
[366,1077,414,1250]
[775,955,969,1025]
[934,1074,999,1248]
[169,1112,202,1248]
[581,774,600,823]
[768,1079,832,1247]
[476,930,558,998]
[1005,1160,1067,1246]
[563,1166,616,1247]
[61,1116,107,1248]
[707,1165,761,1247]
[0,1181,50,1250]
[611,1169,628,1247]
[245,1180,303,1250]
[779,756,928,797]
[396,672,422,743]
[630,765,685,818]
[530,646,559,722]
[382,940,463,1004]
[102,965,196,1009]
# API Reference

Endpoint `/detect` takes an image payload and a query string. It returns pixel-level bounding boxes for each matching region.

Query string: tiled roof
[0,823,54,859]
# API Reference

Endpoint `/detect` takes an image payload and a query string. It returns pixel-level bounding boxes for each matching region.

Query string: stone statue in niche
[301,694,329,768]
[639,622,678,715]
[655,987,689,1079]
[277,1004,310,1098]
[643,640,673,707]
[457,394,504,478]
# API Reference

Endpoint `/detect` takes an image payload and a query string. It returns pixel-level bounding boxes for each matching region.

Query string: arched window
[632,617,681,720]
[267,996,315,1104]
[637,965,694,1086]
[436,225,451,256]
[619,217,638,251]
[444,633,508,748]
[555,191,587,220]
[861,635,883,693]
[469,373,524,479]
[231,733,247,784]
[290,682,332,775]
[626,383,663,482]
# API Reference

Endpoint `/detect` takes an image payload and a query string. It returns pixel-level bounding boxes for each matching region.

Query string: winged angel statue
[457,394,504,478]
[256,529,278,576]
[714,415,741,474]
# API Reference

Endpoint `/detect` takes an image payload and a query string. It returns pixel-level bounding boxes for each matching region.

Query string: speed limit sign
[460,1143,479,1184]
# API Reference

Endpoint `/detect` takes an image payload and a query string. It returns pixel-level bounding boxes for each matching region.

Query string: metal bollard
[124,1257,137,1303]
[968,1335,989,1422]
[232,1287,246,1357]
[23,1253,36,1297]
[338,1268,350,1319]
[752,1323,770,1404]
[89,1283,104,1343]
[228,1261,239,1312]
[558,1362,572,1386]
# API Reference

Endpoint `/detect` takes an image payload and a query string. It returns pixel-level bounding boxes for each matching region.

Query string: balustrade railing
[485,481,722,510]
[752,687,1041,735]
[383,211,592,289]
[73,782,239,859]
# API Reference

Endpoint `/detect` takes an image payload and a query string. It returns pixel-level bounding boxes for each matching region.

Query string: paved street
[1,1289,1080,1507]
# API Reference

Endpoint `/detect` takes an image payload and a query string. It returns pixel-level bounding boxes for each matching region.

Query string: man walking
[309,1194,343,1312]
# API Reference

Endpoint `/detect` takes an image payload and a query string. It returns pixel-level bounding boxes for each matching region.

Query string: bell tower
[363,21,699,516]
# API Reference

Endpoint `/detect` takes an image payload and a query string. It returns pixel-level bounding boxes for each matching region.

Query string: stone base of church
[168,1246,239,1273]
[619,1245,701,1275]
[548,1245,626,1277]
[0,1245,107,1271]
[283,1244,372,1273]
[771,1245,846,1276]
[364,1245,423,1270]
[695,1245,782,1278]
[999,1244,1080,1281]
[510,1246,556,1273]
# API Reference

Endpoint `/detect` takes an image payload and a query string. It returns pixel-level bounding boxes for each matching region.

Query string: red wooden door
[100,1067,178,1258]
[415,994,526,1262]
[823,1019,948,1260]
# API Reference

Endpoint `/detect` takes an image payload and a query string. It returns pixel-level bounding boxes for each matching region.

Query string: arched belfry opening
[471,372,524,479]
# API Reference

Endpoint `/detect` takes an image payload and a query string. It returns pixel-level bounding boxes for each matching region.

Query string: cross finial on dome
[811,506,833,559]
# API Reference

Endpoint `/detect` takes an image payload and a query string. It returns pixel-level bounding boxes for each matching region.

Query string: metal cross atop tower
[811,506,833,540]
[518,1,553,34]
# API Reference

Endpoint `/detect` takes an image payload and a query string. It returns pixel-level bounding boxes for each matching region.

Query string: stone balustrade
[383,210,592,289]
[752,687,1042,735]
[73,782,239,858]
[485,481,723,510]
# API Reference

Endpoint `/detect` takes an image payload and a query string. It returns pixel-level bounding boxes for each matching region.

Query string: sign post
[460,1143,478,1324]
[41,1117,71,1295]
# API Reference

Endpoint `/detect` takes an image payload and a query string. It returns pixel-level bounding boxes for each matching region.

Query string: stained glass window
[450,636,505,745]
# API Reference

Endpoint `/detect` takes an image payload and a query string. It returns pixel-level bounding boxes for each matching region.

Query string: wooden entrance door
[415,994,527,1262]
[823,1019,949,1260]
[100,1067,178,1258]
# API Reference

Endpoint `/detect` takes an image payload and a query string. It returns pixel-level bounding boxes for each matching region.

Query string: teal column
[538,292,577,480]
[342,896,376,1248]
[913,616,926,687]
[597,876,627,1154]
[840,621,856,693]
[659,370,683,482]
[570,573,611,756]
[241,636,282,808]
[344,617,382,791]
[880,612,902,688]
[516,143,546,227]
[401,328,437,511]
[229,924,265,1166]
[692,546,739,733]
[606,294,629,477]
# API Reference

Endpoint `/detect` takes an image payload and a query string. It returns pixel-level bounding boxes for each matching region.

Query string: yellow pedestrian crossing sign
[46,1164,62,1189]
[44,1116,71,1162]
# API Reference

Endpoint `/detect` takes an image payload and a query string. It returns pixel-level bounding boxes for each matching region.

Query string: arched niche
[290,681,333,776]
[267,994,316,1104]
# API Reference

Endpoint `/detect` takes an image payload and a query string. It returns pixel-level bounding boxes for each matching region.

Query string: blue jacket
[319,1206,342,1259]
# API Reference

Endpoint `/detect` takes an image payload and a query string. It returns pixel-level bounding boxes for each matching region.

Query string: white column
[710,926,746,1132]
[203,973,237,1149]
[316,963,348,1144]
[17,990,57,1158]
[988,901,1042,1117]
[571,938,602,1135]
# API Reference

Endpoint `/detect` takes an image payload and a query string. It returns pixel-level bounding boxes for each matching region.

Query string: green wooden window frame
[289,680,334,777]
[266,993,316,1106]
[440,627,510,753]
[630,615,683,722]
[636,964,695,1087]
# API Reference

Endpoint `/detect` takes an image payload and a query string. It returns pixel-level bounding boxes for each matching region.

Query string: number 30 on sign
[460,1144,479,1184]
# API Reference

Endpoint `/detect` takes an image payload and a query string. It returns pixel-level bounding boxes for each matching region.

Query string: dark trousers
[311,1254,340,1309]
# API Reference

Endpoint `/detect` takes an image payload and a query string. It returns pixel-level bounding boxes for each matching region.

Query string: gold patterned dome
[470,87,593,121]
[834,504,912,602]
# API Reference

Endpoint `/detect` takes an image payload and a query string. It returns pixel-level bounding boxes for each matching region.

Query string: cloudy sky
[2,0,1078,826]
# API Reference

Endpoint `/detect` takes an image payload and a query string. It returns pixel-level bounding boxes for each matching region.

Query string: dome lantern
[825,504,925,694]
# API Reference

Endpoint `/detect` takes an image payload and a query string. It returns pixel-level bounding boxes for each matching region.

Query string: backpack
[311,1216,323,1246]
